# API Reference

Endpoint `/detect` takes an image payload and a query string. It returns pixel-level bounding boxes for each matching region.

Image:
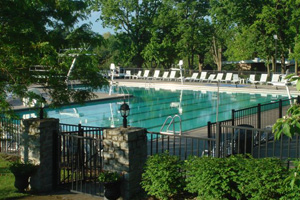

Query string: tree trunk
[281,54,285,74]
[212,36,222,71]
[271,56,275,72]
[295,60,298,75]
[198,54,205,72]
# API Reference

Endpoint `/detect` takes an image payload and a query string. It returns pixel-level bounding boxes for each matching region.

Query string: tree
[93,0,161,68]
[0,0,107,117]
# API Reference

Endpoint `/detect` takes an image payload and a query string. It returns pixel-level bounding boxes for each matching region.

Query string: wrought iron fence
[208,97,299,138]
[58,126,104,196]
[0,117,22,154]
[147,131,216,160]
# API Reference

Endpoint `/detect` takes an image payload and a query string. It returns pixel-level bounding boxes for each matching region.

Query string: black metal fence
[147,131,215,160]
[208,97,299,138]
[0,117,22,154]
[58,124,105,196]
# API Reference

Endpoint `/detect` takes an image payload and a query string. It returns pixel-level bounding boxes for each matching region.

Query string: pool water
[18,86,288,132]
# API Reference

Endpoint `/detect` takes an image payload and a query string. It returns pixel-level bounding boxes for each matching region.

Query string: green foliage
[141,152,184,200]
[98,171,122,183]
[184,155,289,200]
[9,160,38,177]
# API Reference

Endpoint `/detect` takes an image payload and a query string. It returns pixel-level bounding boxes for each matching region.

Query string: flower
[98,170,122,183]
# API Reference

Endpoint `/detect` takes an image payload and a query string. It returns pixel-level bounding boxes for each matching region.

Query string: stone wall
[20,118,59,192]
[103,127,147,200]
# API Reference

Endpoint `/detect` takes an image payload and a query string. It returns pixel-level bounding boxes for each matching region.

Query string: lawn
[0,153,29,200]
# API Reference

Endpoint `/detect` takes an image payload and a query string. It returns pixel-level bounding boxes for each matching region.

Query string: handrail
[160,115,182,135]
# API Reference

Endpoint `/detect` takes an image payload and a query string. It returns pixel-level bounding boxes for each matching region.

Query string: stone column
[103,127,147,200]
[20,118,59,192]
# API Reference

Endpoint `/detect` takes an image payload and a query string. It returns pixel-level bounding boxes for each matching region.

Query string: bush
[184,155,289,200]
[141,152,184,200]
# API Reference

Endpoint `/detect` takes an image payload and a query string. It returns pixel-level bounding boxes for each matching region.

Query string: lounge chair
[168,71,177,81]
[220,73,233,83]
[247,74,256,84]
[184,73,199,82]
[211,73,224,83]
[267,74,280,85]
[202,74,216,82]
[252,74,268,85]
[157,71,169,81]
[231,74,240,84]
[271,75,292,89]
[142,70,150,79]
[132,71,142,79]
[148,70,160,80]
[195,71,207,82]
[124,70,132,79]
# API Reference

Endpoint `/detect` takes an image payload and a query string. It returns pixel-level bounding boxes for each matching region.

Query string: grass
[0,153,29,200]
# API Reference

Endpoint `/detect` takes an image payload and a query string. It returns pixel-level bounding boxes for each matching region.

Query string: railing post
[231,109,235,126]
[257,104,261,129]
[207,121,211,138]
[279,99,282,118]
[215,122,221,158]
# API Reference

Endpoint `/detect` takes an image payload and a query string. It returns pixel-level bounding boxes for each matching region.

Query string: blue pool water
[18,86,288,132]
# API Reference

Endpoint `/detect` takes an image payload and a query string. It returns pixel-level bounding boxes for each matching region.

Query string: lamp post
[110,63,115,82]
[273,35,278,73]
[120,101,130,128]
[39,97,45,119]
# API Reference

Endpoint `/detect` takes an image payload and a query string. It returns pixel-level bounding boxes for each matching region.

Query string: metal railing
[0,117,22,154]
[58,125,104,196]
[208,97,299,138]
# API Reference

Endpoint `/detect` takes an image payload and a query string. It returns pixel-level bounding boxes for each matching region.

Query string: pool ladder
[160,115,182,135]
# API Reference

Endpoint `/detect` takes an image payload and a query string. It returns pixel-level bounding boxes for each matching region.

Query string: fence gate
[58,125,104,196]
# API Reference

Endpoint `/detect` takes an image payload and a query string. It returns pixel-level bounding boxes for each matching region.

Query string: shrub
[141,152,184,200]
[184,155,289,200]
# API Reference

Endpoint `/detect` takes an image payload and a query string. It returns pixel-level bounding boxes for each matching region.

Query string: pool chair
[132,70,142,79]
[271,75,292,89]
[124,70,132,79]
[157,71,169,81]
[168,71,177,81]
[267,74,280,85]
[231,74,240,84]
[142,70,150,79]
[247,74,256,84]
[184,72,199,82]
[211,73,224,83]
[202,74,216,82]
[148,70,160,80]
[252,74,268,86]
[195,71,207,82]
[220,73,233,83]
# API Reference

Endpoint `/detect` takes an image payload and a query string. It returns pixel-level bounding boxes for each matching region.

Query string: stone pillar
[20,118,59,192]
[103,127,147,200]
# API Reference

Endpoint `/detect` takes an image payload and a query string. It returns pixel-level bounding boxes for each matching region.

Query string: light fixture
[120,101,130,128]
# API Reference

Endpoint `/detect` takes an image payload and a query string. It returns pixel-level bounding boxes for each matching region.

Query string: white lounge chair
[157,71,169,81]
[148,70,160,80]
[247,74,256,84]
[132,71,142,79]
[195,71,207,82]
[184,73,199,82]
[168,71,177,81]
[267,74,280,85]
[231,74,240,84]
[211,73,224,83]
[202,74,216,82]
[252,74,268,85]
[142,70,150,79]
[220,73,233,83]
[124,70,132,79]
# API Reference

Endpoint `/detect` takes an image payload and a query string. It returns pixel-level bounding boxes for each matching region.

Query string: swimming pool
[18,86,288,132]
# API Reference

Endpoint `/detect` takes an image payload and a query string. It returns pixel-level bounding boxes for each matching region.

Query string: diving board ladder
[160,115,182,135]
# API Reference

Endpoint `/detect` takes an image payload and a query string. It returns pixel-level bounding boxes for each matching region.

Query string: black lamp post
[39,97,45,119]
[120,101,130,128]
